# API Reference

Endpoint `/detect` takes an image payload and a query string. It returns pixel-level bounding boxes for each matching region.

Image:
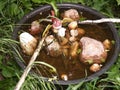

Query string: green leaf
[0,55,3,64]
[31,0,46,3]
[2,66,15,78]
[0,78,16,90]
[116,0,120,5]
[21,0,33,10]
[10,0,17,3]
[31,0,41,3]
[0,0,6,12]
[0,0,7,11]
[92,0,108,11]
[24,3,33,10]
[9,3,20,16]
[17,8,25,19]
[50,1,58,16]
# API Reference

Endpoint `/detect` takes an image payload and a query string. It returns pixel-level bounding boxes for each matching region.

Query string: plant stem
[78,18,120,24]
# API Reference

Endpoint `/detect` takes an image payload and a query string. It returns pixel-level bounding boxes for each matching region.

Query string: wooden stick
[14,36,46,90]
[40,18,120,24]
[78,18,120,24]
[14,24,51,90]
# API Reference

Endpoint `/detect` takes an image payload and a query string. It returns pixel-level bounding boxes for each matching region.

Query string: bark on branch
[14,24,51,90]
[14,36,46,90]
[78,18,120,24]
[40,18,120,24]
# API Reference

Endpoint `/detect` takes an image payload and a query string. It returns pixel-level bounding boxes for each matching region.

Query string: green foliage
[0,0,120,90]
[102,57,120,88]
[0,39,21,90]
[0,78,17,90]
[9,3,20,16]
[0,0,7,12]
[0,56,20,90]
[116,0,120,5]
[32,0,47,3]
[66,81,84,90]
[0,0,32,21]
[20,74,56,90]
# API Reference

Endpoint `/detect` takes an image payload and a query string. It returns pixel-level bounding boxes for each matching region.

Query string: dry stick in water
[14,36,46,90]
[78,18,120,24]
[14,24,52,90]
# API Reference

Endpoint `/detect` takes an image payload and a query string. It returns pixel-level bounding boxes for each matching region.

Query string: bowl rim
[13,3,120,85]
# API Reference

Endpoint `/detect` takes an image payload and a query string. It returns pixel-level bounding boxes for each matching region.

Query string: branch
[14,36,46,90]
[40,18,120,24]
[14,25,51,90]
[78,18,120,24]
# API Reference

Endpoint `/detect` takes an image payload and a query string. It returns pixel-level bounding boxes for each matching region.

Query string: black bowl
[13,3,120,85]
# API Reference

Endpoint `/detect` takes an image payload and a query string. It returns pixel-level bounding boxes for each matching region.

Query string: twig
[39,18,120,24]
[78,18,120,24]
[14,25,51,90]
[14,36,46,90]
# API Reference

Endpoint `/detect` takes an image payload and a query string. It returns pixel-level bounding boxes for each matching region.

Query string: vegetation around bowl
[0,0,120,90]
